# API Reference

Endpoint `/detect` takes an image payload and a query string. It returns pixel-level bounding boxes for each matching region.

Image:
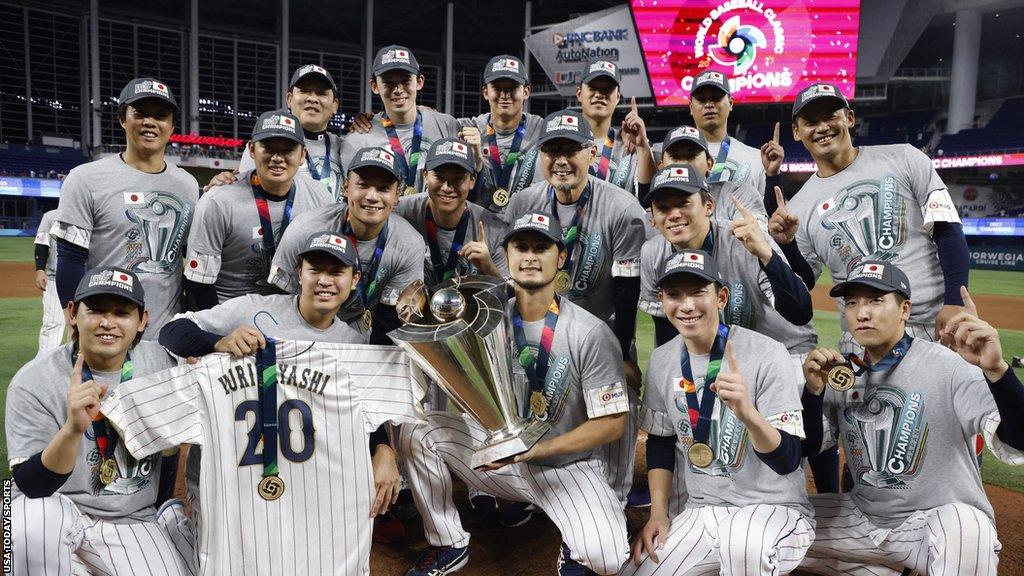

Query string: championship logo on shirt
[124,192,194,273]
[517,354,572,423]
[568,232,606,294]
[673,382,749,477]
[844,386,929,488]
[818,175,908,265]
[84,425,155,495]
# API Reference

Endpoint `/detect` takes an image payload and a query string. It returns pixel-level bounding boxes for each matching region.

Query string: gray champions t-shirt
[707,136,766,194]
[640,326,810,516]
[394,192,508,284]
[504,176,647,326]
[51,154,199,338]
[788,144,960,328]
[638,221,817,354]
[177,293,364,344]
[238,132,346,203]
[35,209,58,277]
[268,204,425,323]
[184,170,335,302]
[505,297,629,468]
[459,112,545,214]
[340,106,460,195]
[823,339,998,528]
[5,340,177,521]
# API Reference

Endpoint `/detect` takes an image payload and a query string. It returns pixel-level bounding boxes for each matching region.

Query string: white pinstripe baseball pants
[620,504,814,576]
[11,494,195,576]
[800,493,1000,576]
[397,411,630,575]
[36,279,65,355]
[601,386,638,505]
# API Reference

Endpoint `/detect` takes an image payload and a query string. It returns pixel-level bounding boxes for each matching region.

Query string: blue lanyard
[305,132,332,182]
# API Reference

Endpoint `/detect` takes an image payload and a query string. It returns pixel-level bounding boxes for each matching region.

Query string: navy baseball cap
[792,83,850,120]
[424,138,476,173]
[662,125,710,157]
[537,109,592,146]
[251,110,306,146]
[75,266,146,308]
[484,55,528,85]
[690,70,730,97]
[656,250,723,288]
[372,45,420,77]
[297,231,359,268]
[830,260,912,300]
[348,147,404,182]
[289,64,338,93]
[118,78,179,112]
[581,60,621,86]
[502,211,565,249]
[641,164,708,208]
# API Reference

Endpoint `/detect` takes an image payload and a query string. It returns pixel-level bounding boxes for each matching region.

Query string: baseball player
[35,208,66,353]
[208,64,346,201]
[183,109,334,308]
[51,77,198,340]
[504,109,647,505]
[509,61,646,195]
[101,335,428,575]
[7,266,191,576]
[341,45,464,196]
[398,210,630,576]
[683,70,783,202]
[461,55,545,213]
[395,137,507,284]
[626,250,813,576]
[268,146,425,344]
[798,261,1024,575]
[638,164,815,353]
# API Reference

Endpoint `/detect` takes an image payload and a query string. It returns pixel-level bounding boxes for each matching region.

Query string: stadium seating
[0,143,85,178]
[935,97,1024,156]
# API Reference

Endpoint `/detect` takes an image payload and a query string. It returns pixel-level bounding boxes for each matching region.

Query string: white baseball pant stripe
[398,411,630,575]
[37,278,66,354]
[12,494,192,576]
[800,493,999,576]
[601,386,638,505]
[620,504,814,576]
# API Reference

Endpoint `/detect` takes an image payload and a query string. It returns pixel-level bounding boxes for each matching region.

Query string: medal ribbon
[381,111,423,189]
[256,337,279,479]
[486,116,527,189]
[847,333,914,375]
[80,349,133,461]
[305,132,332,182]
[342,212,388,306]
[679,323,729,444]
[424,206,471,282]
[251,174,296,261]
[589,128,615,181]
[707,137,731,184]
[512,296,560,409]
[548,182,593,274]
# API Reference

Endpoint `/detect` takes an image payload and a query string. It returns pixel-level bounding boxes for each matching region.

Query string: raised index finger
[772,122,780,144]
[731,196,754,220]
[477,219,487,243]
[724,339,739,373]
[72,352,85,386]
[774,186,786,210]
[631,96,638,115]
[960,285,978,317]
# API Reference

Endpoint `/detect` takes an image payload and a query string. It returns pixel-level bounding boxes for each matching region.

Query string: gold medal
[361,308,373,331]
[687,442,714,468]
[492,187,510,207]
[99,458,118,485]
[530,390,549,416]
[554,270,571,292]
[404,185,417,196]
[827,362,856,392]
[258,475,285,501]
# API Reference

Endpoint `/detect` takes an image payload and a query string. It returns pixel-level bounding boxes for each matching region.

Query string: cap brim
[829,278,901,298]
[424,157,475,173]
[74,287,145,309]
[642,183,702,209]
[501,228,565,249]
[252,132,305,146]
[291,72,338,93]
[122,94,180,112]
[793,95,848,119]
[690,82,729,97]
[484,72,528,85]
[581,72,620,86]
[373,64,420,77]
[537,132,590,146]
[349,162,403,182]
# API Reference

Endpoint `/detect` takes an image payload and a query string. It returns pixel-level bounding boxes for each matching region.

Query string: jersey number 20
[235,399,315,466]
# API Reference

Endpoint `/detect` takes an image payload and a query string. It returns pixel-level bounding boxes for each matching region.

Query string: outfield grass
[0,237,34,261]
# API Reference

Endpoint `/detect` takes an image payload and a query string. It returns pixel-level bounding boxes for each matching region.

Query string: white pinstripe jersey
[101,340,427,576]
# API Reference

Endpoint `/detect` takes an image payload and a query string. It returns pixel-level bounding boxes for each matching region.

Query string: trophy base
[471,419,550,470]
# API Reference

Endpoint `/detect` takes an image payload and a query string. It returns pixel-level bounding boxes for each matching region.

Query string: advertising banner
[631,0,861,105]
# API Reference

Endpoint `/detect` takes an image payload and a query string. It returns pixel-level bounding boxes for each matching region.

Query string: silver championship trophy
[389,275,549,469]
[852,395,902,488]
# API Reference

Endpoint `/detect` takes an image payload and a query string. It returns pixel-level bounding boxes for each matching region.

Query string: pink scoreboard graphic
[630,0,861,105]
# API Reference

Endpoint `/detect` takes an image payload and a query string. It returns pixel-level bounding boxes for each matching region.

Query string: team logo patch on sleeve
[590,383,628,414]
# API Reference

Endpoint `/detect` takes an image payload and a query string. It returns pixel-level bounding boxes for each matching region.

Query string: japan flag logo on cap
[684,252,704,265]
[591,60,616,74]
[151,81,169,96]
[305,65,328,76]
[110,270,134,289]
[531,214,549,225]
[451,142,468,155]
[394,49,410,61]
[671,167,689,179]
[703,71,725,83]
[498,58,520,72]
[279,116,295,128]
[328,235,346,248]
[860,263,885,278]
[671,126,701,139]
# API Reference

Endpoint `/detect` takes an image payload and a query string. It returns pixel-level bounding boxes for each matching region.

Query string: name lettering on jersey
[217,361,330,396]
